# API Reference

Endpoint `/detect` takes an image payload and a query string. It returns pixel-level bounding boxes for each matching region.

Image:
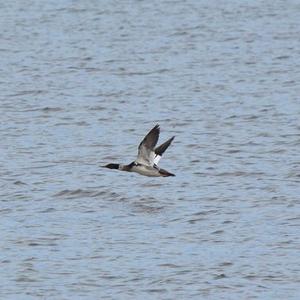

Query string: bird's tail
[159,168,175,177]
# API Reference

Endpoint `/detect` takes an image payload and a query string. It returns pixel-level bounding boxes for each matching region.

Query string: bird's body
[103,125,175,177]
[129,163,161,177]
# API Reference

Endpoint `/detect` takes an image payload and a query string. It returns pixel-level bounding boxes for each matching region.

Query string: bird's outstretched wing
[153,136,175,165]
[136,124,160,166]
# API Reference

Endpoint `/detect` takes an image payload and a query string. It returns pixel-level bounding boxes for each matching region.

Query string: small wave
[54,189,96,197]
[54,189,121,199]
[214,273,227,279]
[211,230,224,235]
[41,107,63,112]
[215,171,265,177]
[14,180,27,185]
[88,105,105,111]
[39,208,56,213]
[9,90,45,97]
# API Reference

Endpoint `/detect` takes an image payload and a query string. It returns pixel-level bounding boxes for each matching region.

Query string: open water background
[1,0,300,299]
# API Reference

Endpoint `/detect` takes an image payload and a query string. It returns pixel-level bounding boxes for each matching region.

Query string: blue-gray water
[1,1,300,299]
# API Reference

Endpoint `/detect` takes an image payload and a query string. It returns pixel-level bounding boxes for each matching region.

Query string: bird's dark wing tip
[138,124,160,150]
[147,124,160,136]
[154,124,160,131]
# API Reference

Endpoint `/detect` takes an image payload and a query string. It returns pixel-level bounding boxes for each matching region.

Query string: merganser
[103,124,175,177]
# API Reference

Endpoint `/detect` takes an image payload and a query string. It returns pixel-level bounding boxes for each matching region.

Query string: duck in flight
[103,124,175,177]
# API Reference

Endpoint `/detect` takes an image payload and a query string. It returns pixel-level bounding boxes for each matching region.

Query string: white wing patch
[153,154,162,165]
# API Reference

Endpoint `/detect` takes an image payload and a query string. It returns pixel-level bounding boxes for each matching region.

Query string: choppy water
[1,0,300,299]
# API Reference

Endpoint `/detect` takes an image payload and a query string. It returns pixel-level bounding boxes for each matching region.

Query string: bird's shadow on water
[52,164,181,217]
[130,196,166,214]
[53,183,170,216]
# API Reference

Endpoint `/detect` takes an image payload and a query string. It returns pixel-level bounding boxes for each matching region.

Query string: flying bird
[103,124,175,177]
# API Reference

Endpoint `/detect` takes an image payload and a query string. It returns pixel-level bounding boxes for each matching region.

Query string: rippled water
[1,0,300,299]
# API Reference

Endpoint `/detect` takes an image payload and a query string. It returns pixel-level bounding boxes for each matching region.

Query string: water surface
[1,0,300,299]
